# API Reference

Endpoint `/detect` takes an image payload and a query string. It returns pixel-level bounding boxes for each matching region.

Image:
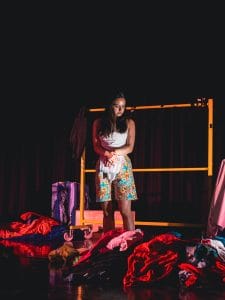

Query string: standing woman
[92,92,138,232]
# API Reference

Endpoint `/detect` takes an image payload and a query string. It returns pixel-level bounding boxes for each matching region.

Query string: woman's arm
[114,119,136,156]
[92,119,115,159]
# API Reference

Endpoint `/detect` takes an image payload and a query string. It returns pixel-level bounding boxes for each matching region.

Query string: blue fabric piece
[4,225,84,245]
[7,225,67,245]
[214,235,225,246]
[169,231,183,239]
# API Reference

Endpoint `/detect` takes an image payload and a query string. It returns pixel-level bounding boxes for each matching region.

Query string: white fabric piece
[99,155,125,182]
[201,238,225,262]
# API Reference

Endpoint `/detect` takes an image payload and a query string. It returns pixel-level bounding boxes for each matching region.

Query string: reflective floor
[1,227,225,300]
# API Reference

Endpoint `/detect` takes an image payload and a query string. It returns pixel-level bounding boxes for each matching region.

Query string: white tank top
[99,131,128,150]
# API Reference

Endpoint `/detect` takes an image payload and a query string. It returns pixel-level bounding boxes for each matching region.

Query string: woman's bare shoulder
[127,118,135,127]
[93,118,101,125]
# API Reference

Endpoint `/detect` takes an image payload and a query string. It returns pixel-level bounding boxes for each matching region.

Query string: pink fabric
[72,229,126,266]
[106,229,144,251]
[207,159,225,237]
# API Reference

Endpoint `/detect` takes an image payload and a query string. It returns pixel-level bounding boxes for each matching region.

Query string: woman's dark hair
[109,91,125,102]
[98,91,129,137]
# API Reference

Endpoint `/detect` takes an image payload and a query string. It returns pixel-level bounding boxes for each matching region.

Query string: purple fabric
[51,181,90,225]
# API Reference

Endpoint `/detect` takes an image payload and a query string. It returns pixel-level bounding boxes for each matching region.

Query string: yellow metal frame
[78,99,213,228]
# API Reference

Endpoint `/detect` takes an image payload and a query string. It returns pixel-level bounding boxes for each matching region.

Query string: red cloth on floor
[178,262,204,287]
[73,229,126,266]
[0,211,60,239]
[123,232,186,288]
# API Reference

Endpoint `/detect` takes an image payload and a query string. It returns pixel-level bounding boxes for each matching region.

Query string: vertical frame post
[79,149,86,225]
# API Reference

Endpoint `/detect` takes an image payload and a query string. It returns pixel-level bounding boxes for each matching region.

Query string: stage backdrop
[0,99,224,225]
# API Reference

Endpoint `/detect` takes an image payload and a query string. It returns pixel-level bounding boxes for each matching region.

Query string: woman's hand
[103,151,117,167]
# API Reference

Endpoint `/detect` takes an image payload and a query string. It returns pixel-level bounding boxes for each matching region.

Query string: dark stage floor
[1,227,225,300]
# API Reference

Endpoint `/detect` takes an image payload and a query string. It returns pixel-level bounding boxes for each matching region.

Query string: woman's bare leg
[117,200,135,231]
[101,201,115,232]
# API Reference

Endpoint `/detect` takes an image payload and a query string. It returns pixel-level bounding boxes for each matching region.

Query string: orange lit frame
[76,99,213,229]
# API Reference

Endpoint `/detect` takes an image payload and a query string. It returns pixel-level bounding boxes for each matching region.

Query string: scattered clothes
[201,238,225,261]
[122,231,225,290]
[63,229,144,284]
[123,232,187,288]
[48,242,83,268]
[106,228,144,251]
[0,211,85,258]
[0,211,60,239]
